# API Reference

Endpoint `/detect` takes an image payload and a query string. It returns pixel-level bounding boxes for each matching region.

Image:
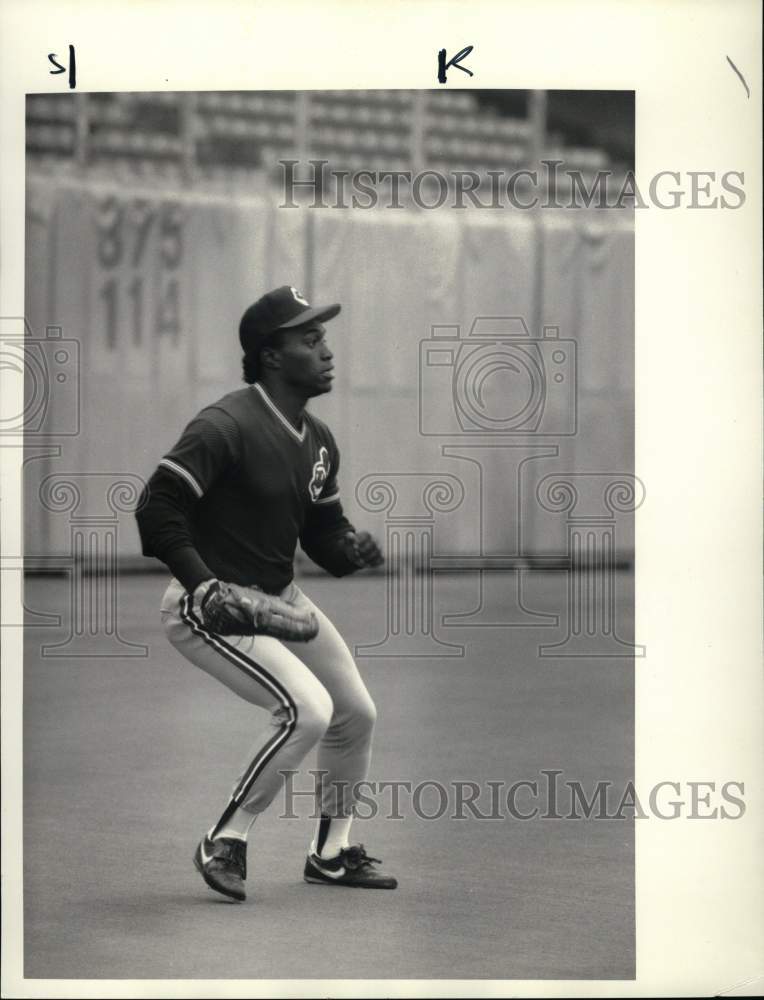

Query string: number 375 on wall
[96,198,184,349]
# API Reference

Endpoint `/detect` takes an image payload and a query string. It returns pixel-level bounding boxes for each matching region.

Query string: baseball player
[135,285,397,902]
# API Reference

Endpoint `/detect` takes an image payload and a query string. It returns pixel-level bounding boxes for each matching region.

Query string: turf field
[23,570,635,980]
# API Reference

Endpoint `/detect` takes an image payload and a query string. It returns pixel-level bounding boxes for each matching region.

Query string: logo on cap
[290,287,309,306]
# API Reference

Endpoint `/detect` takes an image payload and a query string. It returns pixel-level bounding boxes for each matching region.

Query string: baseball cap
[239,285,341,353]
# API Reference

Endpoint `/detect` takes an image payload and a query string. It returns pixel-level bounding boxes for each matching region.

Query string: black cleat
[193,835,247,902]
[304,844,397,889]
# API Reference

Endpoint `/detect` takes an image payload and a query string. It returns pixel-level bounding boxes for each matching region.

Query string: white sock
[211,807,256,842]
[311,814,353,859]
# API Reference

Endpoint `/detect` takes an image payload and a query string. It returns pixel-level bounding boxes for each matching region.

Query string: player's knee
[327,692,377,740]
[297,688,334,740]
[353,693,377,735]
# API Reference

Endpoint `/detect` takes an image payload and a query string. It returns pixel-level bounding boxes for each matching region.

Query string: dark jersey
[136,383,357,593]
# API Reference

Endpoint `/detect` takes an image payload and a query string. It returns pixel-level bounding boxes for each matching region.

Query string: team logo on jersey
[308,446,330,502]
[290,286,309,306]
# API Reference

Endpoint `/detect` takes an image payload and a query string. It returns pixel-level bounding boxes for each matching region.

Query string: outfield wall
[22,176,634,564]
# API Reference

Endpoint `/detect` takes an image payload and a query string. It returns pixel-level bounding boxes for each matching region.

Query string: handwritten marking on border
[726,56,750,98]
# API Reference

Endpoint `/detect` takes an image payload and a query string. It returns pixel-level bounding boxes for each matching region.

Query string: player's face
[275,322,335,397]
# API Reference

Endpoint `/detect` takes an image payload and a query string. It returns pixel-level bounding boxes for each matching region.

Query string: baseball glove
[197,580,319,642]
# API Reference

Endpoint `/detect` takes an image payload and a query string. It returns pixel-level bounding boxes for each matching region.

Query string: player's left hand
[345,530,384,569]
[196,579,320,641]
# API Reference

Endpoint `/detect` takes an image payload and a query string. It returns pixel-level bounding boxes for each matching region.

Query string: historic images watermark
[279,159,747,211]
[278,769,747,822]
[0,318,80,437]
[354,312,643,659]
[1,315,147,653]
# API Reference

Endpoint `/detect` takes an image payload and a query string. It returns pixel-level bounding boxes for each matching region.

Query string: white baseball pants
[160,577,377,829]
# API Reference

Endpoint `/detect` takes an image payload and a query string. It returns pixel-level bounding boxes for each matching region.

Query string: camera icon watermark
[0,317,80,436]
[419,317,577,437]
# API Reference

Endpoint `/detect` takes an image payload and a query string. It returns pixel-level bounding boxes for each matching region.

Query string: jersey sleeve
[134,406,241,592]
[158,406,241,499]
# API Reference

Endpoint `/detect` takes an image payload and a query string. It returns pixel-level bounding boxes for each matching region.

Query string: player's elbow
[133,484,158,556]
[134,477,180,557]
[301,539,358,578]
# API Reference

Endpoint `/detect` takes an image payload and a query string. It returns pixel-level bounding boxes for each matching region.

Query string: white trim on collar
[252,382,306,443]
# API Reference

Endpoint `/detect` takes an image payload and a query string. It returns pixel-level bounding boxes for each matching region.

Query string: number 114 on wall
[99,276,182,350]
[95,198,184,353]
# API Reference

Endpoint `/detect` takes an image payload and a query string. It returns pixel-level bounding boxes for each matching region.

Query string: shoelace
[230,840,247,878]
[341,844,382,870]
[210,839,246,878]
